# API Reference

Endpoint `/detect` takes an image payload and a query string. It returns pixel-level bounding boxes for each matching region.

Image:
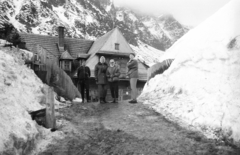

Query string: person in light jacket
[106,59,120,103]
[127,53,138,104]
[95,56,108,104]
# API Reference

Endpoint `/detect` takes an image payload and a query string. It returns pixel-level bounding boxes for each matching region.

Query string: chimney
[58,26,64,48]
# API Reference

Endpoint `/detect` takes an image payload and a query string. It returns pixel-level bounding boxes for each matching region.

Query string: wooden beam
[45,87,56,129]
[97,51,130,57]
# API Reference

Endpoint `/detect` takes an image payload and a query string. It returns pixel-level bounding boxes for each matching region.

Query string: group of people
[77,53,138,104]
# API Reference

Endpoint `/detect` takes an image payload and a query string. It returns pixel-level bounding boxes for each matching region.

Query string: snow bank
[0,46,46,153]
[139,0,240,145]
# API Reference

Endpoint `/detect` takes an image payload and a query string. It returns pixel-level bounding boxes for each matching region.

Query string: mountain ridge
[0,0,189,51]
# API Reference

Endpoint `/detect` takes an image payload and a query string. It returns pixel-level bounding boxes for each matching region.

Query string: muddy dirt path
[38,101,239,155]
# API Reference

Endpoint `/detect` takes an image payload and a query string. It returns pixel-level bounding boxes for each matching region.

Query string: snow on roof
[130,41,165,66]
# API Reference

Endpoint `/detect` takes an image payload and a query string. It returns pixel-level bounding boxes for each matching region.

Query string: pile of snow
[139,0,240,145]
[73,97,82,103]
[54,94,79,109]
[0,46,46,153]
[131,41,165,66]
[0,39,8,45]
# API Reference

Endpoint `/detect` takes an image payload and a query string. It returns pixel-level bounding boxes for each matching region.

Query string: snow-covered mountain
[0,0,188,51]
[139,0,240,145]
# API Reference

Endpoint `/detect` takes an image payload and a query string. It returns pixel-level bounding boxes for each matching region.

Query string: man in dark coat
[77,60,91,103]
[95,56,108,104]
[106,59,120,103]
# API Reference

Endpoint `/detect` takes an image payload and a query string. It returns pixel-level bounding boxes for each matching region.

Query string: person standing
[127,53,138,104]
[106,59,120,103]
[95,56,108,104]
[77,60,91,103]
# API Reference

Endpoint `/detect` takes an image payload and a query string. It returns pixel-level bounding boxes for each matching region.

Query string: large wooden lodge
[20,26,148,101]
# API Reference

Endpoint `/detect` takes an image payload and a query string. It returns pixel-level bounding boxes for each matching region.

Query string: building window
[64,61,70,70]
[61,61,71,71]
[115,43,119,50]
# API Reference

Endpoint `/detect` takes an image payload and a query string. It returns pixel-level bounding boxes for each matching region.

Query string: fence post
[45,87,56,129]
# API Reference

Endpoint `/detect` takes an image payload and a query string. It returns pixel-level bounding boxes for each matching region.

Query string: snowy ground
[139,0,240,146]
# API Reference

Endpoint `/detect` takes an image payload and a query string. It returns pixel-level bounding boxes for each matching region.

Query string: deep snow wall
[0,46,46,154]
[139,0,240,146]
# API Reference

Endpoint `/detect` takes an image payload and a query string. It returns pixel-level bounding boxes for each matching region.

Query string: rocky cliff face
[0,0,188,51]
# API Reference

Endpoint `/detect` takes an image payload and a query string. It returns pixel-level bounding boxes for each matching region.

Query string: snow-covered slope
[131,41,165,66]
[0,45,46,153]
[139,0,240,145]
[0,0,188,51]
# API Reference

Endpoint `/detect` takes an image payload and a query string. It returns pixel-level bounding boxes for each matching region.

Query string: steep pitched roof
[60,50,74,60]
[87,29,115,55]
[87,27,134,56]
[20,33,94,58]
[99,27,134,55]
[86,28,135,70]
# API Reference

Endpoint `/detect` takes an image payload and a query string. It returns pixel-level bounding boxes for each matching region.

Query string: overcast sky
[114,0,231,26]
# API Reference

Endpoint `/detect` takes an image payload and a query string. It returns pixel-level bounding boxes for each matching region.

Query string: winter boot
[129,99,137,104]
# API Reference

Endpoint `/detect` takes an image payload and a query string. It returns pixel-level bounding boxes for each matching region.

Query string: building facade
[20,26,148,101]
